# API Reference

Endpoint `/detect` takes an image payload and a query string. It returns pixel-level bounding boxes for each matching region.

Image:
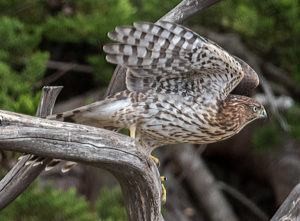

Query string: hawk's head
[218,95,267,134]
[236,97,267,124]
[246,102,267,121]
[227,95,267,128]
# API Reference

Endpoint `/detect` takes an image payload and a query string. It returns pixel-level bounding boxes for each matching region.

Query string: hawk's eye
[252,106,259,112]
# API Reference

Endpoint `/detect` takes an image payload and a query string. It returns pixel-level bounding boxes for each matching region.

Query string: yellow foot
[151,155,160,167]
[130,126,136,139]
[161,176,167,182]
[161,176,167,204]
[162,183,167,204]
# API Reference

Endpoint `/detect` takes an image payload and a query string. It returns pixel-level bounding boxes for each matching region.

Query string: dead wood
[0,86,62,210]
[271,183,300,221]
[0,109,163,220]
[172,145,239,221]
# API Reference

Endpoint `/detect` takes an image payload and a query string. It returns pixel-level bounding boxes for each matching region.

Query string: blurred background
[0,0,299,220]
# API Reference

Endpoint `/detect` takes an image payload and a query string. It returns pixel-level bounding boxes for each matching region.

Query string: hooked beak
[260,108,268,120]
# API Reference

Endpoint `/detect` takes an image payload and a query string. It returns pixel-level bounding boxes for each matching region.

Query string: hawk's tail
[47,92,131,128]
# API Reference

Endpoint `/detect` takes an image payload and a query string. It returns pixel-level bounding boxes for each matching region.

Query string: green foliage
[43,0,136,45]
[41,0,137,88]
[0,0,47,24]
[0,182,128,221]
[138,0,180,21]
[95,187,128,221]
[0,17,42,65]
[0,182,100,221]
[0,17,47,115]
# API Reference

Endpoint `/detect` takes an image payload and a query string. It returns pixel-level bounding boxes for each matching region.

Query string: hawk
[50,21,267,201]
[53,21,266,150]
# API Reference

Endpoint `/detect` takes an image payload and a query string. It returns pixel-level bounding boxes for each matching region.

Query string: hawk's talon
[161,183,167,204]
[151,155,160,167]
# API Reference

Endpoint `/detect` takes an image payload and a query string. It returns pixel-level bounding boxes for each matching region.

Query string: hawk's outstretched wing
[103,21,256,100]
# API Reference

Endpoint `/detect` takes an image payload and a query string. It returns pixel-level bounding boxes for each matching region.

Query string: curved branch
[160,0,221,23]
[173,145,239,221]
[0,110,163,220]
[0,86,62,210]
[271,183,300,221]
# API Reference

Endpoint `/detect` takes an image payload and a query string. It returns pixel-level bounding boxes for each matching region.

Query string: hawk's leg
[151,155,160,167]
[161,176,167,204]
[130,126,166,203]
[130,126,160,166]
[129,126,136,139]
[151,157,166,203]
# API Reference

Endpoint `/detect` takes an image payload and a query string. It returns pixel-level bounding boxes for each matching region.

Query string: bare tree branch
[173,145,239,221]
[160,0,221,23]
[217,181,269,221]
[0,86,62,210]
[44,61,94,85]
[0,110,163,221]
[47,60,93,73]
[271,183,300,221]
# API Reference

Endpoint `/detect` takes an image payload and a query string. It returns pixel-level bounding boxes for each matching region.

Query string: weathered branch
[0,86,62,210]
[271,183,300,221]
[173,145,239,221]
[160,0,221,23]
[217,181,268,221]
[44,61,94,85]
[0,110,163,220]
[47,60,93,73]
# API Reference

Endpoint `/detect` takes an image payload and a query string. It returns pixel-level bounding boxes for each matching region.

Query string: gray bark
[173,145,239,221]
[0,86,62,210]
[0,109,163,220]
[271,183,300,221]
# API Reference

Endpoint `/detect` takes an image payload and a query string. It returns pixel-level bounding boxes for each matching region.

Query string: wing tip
[103,44,109,53]
[103,44,119,54]
[107,31,118,40]
[105,54,118,64]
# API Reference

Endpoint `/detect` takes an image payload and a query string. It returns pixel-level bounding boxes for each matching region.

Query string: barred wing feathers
[103,21,245,100]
